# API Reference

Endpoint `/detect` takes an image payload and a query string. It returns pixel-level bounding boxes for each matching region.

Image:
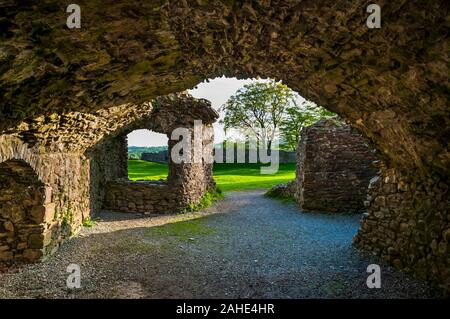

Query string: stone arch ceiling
[0,0,448,176]
[1,94,216,153]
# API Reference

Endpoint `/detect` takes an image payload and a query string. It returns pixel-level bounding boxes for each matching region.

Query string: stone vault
[0,93,218,261]
[0,1,448,290]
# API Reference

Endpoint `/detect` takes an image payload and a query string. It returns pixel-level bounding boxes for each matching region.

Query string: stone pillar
[168,123,216,207]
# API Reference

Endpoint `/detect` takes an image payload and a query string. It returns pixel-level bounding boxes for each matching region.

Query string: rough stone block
[30,205,46,224]
[22,249,43,261]
[43,203,56,224]
[0,251,13,260]
[28,233,44,249]
[44,186,53,204]
[4,221,14,232]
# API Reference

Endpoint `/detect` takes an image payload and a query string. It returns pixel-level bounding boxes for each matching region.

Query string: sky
[126,76,304,147]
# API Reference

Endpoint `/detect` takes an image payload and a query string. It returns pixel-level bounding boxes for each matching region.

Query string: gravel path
[0,190,444,298]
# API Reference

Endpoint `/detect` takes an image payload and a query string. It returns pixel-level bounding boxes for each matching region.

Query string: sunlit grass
[128,160,295,192]
[213,163,296,192]
[144,218,216,242]
[128,160,168,181]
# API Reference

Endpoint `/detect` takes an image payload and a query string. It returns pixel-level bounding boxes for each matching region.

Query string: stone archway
[0,159,54,261]
[0,93,218,261]
[0,1,448,289]
[1,1,447,177]
[97,96,219,214]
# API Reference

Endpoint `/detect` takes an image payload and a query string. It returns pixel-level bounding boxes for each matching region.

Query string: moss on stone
[183,188,224,213]
[144,217,216,243]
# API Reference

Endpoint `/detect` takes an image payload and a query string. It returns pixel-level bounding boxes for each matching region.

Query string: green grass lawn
[128,160,295,192]
[128,160,169,181]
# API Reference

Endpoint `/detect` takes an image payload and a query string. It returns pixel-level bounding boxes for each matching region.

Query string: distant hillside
[128,146,168,159]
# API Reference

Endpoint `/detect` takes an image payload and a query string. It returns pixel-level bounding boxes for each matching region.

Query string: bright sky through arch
[127,76,305,146]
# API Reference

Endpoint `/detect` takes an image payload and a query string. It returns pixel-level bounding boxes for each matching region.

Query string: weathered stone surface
[22,249,44,261]
[30,205,46,224]
[0,160,55,261]
[0,251,13,261]
[0,1,448,179]
[296,119,378,212]
[0,0,448,290]
[43,203,56,224]
[354,162,450,291]
[28,234,44,249]
[0,94,217,261]
[95,95,218,214]
[0,159,53,261]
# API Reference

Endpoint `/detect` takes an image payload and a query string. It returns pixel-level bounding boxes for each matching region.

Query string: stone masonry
[296,119,377,212]
[103,98,218,214]
[0,160,56,261]
[354,162,450,291]
[1,0,448,289]
[0,94,218,261]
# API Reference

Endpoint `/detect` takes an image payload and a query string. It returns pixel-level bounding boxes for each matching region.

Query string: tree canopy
[221,81,294,150]
[280,100,336,150]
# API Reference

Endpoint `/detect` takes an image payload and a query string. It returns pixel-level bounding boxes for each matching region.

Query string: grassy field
[128,160,295,192]
[128,160,169,181]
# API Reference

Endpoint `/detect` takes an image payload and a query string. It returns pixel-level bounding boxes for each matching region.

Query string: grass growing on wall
[128,160,296,192]
[184,188,224,212]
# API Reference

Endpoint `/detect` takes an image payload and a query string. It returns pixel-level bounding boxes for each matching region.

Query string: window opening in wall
[127,129,169,182]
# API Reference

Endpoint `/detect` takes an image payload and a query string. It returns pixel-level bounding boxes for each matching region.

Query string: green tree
[280,100,336,150]
[221,80,295,151]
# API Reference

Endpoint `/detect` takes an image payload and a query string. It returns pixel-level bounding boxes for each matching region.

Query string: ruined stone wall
[88,135,129,214]
[0,160,51,261]
[104,181,181,214]
[103,162,215,214]
[0,136,91,260]
[296,119,377,212]
[104,123,216,214]
[354,163,450,291]
[0,94,218,260]
[84,94,218,216]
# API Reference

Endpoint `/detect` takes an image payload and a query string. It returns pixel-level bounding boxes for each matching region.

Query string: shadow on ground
[0,191,444,299]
